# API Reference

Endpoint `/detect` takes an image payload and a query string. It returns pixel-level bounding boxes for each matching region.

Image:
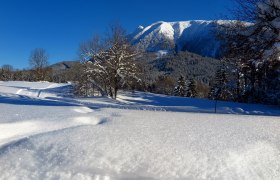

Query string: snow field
[0,81,280,179]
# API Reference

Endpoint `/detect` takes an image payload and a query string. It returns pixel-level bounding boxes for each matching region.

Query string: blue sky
[0,0,235,69]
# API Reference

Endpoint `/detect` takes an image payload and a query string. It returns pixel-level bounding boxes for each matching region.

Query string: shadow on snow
[0,95,79,107]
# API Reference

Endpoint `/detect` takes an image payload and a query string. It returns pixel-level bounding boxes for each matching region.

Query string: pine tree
[174,75,187,97]
[209,64,231,100]
[187,78,197,98]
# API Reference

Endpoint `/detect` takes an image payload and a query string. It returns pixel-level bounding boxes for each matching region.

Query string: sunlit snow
[0,81,279,179]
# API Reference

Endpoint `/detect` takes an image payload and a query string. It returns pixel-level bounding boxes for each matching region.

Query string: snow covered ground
[0,81,280,179]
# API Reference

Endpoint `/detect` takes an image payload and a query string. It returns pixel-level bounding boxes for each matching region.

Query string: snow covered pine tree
[186,78,197,98]
[174,75,187,97]
[209,63,231,101]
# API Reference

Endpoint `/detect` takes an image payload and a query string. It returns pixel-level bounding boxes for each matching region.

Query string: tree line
[0,48,52,82]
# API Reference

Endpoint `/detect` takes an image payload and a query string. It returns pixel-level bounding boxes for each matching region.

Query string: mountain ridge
[130,20,235,58]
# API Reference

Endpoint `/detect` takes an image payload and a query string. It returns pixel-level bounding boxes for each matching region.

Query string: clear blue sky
[0,0,235,69]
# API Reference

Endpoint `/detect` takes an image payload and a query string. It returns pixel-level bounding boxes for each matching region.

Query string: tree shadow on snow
[115,91,280,116]
[0,95,79,107]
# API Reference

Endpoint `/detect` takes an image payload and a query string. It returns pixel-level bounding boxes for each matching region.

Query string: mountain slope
[130,20,233,58]
[49,61,78,71]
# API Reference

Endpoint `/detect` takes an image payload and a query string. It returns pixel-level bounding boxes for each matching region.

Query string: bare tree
[29,48,49,81]
[231,0,265,21]
[103,25,139,99]
[80,25,140,99]
[78,35,107,96]
[79,35,104,63]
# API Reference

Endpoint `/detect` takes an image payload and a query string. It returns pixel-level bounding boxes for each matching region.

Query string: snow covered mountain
[130,20,232,58]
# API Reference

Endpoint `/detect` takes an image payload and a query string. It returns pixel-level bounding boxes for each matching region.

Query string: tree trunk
[114,87,118,99]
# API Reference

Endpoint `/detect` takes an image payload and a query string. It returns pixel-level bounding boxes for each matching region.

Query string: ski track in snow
[0,81,280,179]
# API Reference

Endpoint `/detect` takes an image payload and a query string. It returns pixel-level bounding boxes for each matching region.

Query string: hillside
[138,51,221,97]
[49,61,78,71]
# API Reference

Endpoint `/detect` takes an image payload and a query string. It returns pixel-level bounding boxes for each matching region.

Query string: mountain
[49,61,80,83]
[130,20,233,58]
[49,61,78,71]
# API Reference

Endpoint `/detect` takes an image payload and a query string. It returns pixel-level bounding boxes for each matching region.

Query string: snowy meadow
[0,81,280,179]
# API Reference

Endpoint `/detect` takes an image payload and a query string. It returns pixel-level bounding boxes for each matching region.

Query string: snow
[130,20,229,57]
[156,50,169,59]
[0,81,280,179]
[130,20,254,58]
[133,20,213,42]
[158,22,174,40]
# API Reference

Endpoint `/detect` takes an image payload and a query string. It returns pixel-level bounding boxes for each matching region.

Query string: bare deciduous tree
[29,48,49,81]
[231,0,265,21]
[79,25,140,99]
